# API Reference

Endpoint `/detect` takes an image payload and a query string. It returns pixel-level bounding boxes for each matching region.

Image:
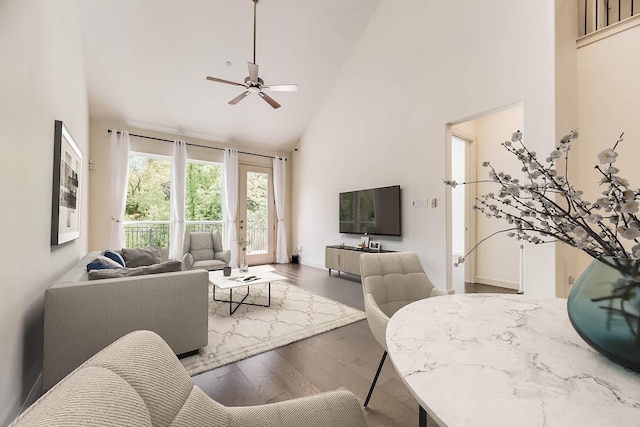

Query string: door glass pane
[246,171,268,255]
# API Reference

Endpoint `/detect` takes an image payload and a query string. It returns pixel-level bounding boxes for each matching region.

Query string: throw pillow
[87,260,182,280]
[102,250,125,267]
[96,255,124,268]
[121,247,162,268]
[86,259,121,272]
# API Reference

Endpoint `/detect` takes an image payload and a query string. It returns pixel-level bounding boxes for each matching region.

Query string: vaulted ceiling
[80,0,380,152]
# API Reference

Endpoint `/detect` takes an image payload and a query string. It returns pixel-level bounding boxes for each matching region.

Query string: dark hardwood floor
[192,263,515,426]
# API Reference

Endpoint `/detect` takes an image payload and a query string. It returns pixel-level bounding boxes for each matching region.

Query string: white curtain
[224,149,239,267]
[273,157,288,263]
[108,129,130,249]
[170,140,187,260]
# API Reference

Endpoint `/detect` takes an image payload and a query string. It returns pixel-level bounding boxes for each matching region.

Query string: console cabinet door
[341,251,361,275]
[325,247,361,275]
[325,247,340,270]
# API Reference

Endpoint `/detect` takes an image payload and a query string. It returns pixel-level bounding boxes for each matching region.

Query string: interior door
[238,165,274,265]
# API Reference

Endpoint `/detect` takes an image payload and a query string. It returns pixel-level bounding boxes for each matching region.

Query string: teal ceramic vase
[567,257,640,372]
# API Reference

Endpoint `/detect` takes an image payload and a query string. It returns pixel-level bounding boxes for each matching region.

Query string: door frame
[451,132,477,284]
[446,126,477,293]
[238,164,275,265]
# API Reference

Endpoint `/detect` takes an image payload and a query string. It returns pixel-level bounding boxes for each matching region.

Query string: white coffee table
[208,266,286,315]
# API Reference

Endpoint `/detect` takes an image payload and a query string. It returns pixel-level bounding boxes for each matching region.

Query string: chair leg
[364,350,387,407]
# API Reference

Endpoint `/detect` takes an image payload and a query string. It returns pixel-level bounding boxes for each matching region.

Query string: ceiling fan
[206,0,298,109]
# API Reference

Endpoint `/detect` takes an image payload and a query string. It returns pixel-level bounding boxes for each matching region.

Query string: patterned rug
[180,281,366,376]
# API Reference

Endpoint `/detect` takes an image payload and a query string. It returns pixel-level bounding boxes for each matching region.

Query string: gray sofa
[43,250,209,391]
[11,331,367,427]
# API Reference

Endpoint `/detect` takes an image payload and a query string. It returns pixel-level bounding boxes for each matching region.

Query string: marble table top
[386,294,640,427]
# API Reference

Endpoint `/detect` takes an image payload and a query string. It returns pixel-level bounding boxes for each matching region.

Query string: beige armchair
[10,330,367,427]
[183,230,231,271]
[359,251,446,407]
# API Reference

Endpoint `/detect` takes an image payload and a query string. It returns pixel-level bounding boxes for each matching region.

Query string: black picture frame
[51,120,82,245]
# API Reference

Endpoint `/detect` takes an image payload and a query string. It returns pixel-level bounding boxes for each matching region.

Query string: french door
[238,165,274,265]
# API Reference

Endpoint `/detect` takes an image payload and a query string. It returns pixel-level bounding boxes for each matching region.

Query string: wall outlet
[431,198,437,208]
[412,199,429,208]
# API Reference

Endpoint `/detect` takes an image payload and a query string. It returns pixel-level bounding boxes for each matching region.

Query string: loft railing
[123,220,267,253]
[580,0,638,36]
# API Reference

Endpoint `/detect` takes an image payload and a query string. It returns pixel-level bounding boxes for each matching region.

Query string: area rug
[180,281,366,376]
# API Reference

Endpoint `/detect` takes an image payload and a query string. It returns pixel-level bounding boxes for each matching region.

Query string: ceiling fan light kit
[206,0,298,109]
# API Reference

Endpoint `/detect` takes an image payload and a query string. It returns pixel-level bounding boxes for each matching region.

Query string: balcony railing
[246,225,268,255]
[123,221,267,253]
[124,221,223,248]
[580,0,638,36]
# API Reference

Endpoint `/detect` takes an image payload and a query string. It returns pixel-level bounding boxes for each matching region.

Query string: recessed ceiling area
[79,0,381,151]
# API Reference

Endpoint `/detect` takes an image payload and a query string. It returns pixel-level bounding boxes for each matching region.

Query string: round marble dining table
[386,293,640,427]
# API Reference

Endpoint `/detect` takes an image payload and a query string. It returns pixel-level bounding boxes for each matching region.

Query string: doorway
[238,165,275,265]
[451,134,474,294]
[447,104,523,293]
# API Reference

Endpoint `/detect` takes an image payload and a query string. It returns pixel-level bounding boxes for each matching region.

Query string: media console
[325,245,393,276]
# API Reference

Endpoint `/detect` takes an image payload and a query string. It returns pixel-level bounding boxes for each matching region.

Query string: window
[124,154,171,248]
[123,153,225,249]
[185,161,224,235]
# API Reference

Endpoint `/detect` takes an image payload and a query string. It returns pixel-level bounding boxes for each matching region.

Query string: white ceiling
[79,0,380,152]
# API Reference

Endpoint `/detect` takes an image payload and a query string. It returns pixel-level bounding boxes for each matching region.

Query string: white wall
[473,106,524,289]
[574,19,640,285]
[0,0,89,423]
[291,0,560,296]
[553,0,579,298]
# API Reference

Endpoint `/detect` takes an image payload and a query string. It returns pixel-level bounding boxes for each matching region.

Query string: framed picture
[369,241,381,251]
[51,120,82,245]
[361,236,370,247]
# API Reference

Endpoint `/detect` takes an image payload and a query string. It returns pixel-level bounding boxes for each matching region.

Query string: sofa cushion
[87,260,182,280]
[10,366,153,427]
[192,259,227,271]
[103,249,125,267]
[121,247,163,267]
[189,232,215,262]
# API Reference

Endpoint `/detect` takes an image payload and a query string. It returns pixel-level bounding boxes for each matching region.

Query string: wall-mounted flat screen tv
[339,185,401,236]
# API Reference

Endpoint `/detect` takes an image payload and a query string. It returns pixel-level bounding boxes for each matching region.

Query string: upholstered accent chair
[183,230,230,271]
[9,330,367,427]
[359,251,446,407]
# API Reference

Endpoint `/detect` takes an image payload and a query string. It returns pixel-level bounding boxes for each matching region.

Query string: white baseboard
[300,260,324,270]
[474,276,519,290]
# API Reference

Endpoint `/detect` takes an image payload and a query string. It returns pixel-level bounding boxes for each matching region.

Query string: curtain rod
[107,129,286,160]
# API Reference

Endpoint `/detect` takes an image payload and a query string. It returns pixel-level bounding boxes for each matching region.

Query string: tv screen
[339,185,401,236]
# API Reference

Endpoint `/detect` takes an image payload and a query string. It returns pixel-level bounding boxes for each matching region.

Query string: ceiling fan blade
[248,62,259,83]
[263,84,298,92]
[228,91,250,105]
[258,91,281,109]
[206,76,245,87]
